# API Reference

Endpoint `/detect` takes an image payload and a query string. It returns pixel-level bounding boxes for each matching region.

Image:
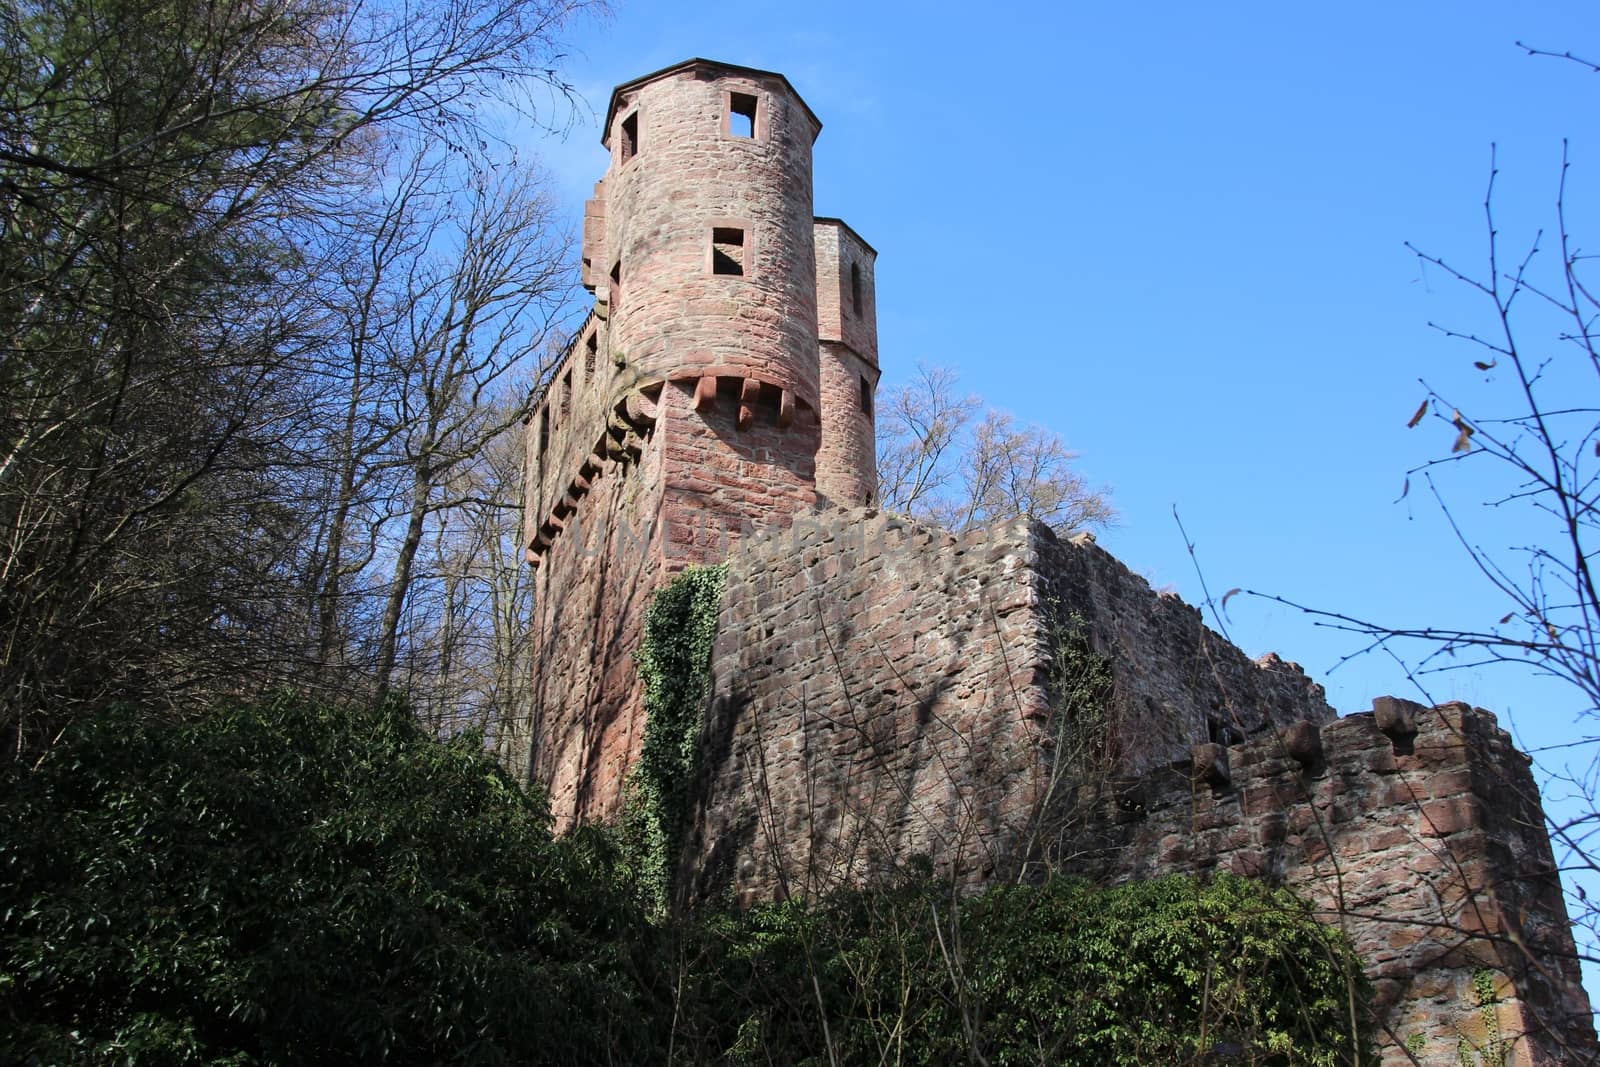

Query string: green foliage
[0,691,1373,1065]
[1457,968,1509,1067]
[0,695,654,1065]
[624,564,727,913]
[670,872,1372,1066]
[1044,608,1116,778]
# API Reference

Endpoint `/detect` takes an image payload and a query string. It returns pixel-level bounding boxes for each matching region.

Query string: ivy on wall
[625,564,727,913]
[1044,607,1116,777]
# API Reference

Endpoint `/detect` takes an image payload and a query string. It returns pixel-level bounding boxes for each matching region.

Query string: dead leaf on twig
[1406,398,1428,428]
[1451,410,1475,453]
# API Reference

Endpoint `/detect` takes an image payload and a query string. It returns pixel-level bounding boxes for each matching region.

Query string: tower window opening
[620,111,639,163]
[537,412,549,457]
[610,259,622,309]
[561,369,572,418]
[729,92,757,138]
[851,262,862,315]
[859,374,873,417]
[584,331,597,379]
[712,227,745,276]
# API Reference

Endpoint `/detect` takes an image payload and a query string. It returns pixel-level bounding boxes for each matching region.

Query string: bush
[0,694,1371,1065]
[672,871,1371,1066]
[0,695,652,1065]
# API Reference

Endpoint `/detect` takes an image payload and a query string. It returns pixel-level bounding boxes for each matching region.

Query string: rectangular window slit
[561,370,572,418]
[610,260,622,309]
[584,332,597,379]
[538,413,549,456]
[729,92,757,138]
[712,227,745,276]
[620,112,638,162]
[860,374,873,416]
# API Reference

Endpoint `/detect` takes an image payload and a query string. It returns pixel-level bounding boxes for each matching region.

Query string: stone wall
[685,511,1331,902]
[1046,701,1595,1064]
[682,510,1595,1063]
[601,62,822,411]
[687,511,1048,903]
[814,220,878,507]
[658,377,818,569]
[509,387,666,825]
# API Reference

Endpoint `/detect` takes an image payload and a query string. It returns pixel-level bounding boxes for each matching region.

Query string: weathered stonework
[520,57,1598,1065]
[686,514,1334,903]
[511,59,877,824]
[1048,700,1592,1063]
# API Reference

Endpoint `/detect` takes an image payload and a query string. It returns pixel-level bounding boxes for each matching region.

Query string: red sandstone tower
[514,59,879,825]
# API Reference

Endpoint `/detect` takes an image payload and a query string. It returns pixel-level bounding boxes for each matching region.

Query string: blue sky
[523,0,1600,970]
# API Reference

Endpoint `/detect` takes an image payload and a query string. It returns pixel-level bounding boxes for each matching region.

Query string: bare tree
[366,161,569,698]
[1250,45,1600,990]
[876,363,1113,535]
[0,0,596,748]
[402,401,537,738]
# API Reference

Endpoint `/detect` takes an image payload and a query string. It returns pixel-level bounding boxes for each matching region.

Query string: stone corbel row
[1190,719,1327,792]
[524,389,660,567]
[691,373,797,431]
[1185,697,1431,793]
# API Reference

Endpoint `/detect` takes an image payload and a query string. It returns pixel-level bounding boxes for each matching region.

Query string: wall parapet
[1045,699,1594,1063]
[679,508,1596,1064]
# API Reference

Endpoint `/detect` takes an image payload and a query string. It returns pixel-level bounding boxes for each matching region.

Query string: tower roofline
[602,58,823,147]
[814,216,877,257]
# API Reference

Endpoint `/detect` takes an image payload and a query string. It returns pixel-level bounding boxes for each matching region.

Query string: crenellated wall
[1046,700,1596,1063]
[682,512,1597,1064]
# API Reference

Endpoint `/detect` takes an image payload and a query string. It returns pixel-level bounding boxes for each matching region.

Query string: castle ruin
[513,58,1597,1063]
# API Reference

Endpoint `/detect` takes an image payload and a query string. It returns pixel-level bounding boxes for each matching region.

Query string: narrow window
[729,92,757,138]
[712,227,745,276]
[859,374,873,416]
[850,262,862,315]
[610,259,622,310]
[561,369,572,418]
[620,112,639,163]
[584,332,597,379]
[538,412,549,456]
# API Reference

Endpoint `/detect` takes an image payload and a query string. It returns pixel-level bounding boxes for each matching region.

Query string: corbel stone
[738,377,761,430]
[694,375,718,412]
[1192,742,1231,789]
[622,390,659,428]
[1373,695,1422,755]
[1284,720,1324,771]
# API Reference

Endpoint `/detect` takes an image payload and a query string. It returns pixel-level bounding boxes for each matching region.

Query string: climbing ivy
[1044,608,1116,778]
[625,564,727,913]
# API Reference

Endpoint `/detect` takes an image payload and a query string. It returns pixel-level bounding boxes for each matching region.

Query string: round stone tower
[520,59,882,827]
[599,58,823,416]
